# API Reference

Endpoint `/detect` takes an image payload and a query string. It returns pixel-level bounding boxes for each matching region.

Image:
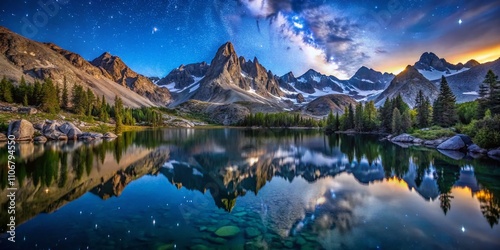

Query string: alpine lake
[1,128,499,249]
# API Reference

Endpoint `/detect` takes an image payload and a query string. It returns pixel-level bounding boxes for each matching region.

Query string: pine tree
[71,84,87,115]
[62,77,69,110]
[56,84,61,105]
[14,76,28,104]
[402,110,412,132]
[40,78,60,113]
[364,101,377,131]
[379,98,393,132]
[99,95,109,122]
[23,93,28,106]
[394,94,407,113]
[348,104,355,130]
[354,102,364,131]
[325,111,335,132]
[392,108,402,134]
[483,70,500,115]
[433,76,457,127]
[114,95,124,134]
[0,77,14,103]
[32,80,43,106]
[415,90,431,128]
[86,88,95,116]
[334,112,340,131]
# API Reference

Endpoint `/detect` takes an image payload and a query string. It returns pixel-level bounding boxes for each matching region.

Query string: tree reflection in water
[0,128,499,234]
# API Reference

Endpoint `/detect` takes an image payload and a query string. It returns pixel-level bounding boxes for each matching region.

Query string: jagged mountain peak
[301,68,323,78]
[218,41,237,57]
[92,51,120,64]
[418,52,440,63]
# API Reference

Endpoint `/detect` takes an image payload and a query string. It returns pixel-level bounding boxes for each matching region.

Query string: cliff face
[91,52,171,105]
[0,26,169,107]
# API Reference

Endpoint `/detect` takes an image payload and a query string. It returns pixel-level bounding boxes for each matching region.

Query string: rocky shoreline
[387,133,500,161]
[0,119,117,143]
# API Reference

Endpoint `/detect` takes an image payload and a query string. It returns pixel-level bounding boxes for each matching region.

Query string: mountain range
[1,26,500,124]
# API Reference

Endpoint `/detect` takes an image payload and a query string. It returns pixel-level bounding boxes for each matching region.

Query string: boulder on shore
[42,120,65,140]
[391,134,415,143]
[437,135,472,151]
[58,122,83,140]
[488,149,500,159]
[8,119,34,141]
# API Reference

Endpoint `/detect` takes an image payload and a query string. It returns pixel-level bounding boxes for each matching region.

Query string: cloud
[232,1,374,78]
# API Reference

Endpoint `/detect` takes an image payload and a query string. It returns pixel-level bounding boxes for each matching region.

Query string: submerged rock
[214,225,240,238]
[391,133,415,143]
[245,227,261,239]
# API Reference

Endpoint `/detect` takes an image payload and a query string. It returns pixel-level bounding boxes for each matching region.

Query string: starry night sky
[1,0,499,79]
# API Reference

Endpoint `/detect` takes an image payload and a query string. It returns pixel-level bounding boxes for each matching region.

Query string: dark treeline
[0,76,163,133]
[239,112,325,128]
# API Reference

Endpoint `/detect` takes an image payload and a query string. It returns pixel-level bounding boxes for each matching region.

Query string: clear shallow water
[0,129,499,249]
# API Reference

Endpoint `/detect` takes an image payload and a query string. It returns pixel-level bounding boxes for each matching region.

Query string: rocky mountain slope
[0,26,169,107]
[374,65,439,108]
[414,52,480,81]
[164,42,290,112]
[90,52,171,105]
[442,57,500,102]
[302,94,357,116]
[157,62,209,89]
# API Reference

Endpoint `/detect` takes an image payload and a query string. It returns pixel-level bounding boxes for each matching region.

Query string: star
[152,27,158,34]
[458,19,463,25]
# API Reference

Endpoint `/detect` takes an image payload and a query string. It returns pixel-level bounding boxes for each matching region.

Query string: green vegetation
[411,126,456,140]
[0,75,171,132]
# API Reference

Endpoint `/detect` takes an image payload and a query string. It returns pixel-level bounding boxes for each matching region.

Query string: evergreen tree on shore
[415,90,431,128]
[40,78,60,113]
[392,108,402,134]
[483,70,500,115]
[433,76,457,127]
[62,77,69,110]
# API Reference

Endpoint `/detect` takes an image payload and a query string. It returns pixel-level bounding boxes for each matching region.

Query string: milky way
[1,0,499,79]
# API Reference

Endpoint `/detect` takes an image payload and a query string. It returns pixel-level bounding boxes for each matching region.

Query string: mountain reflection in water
[1,129,499,249]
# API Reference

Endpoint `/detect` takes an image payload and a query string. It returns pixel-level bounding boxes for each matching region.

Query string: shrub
[456,120,478,138]
[411,126,456,140]
[472,115,500,149]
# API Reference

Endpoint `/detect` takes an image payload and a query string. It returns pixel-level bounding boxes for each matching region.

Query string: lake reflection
[0,129,499,249]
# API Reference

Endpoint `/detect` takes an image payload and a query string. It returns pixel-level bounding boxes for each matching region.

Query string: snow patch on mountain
[418,67,469,81]
[161,76,204,93]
